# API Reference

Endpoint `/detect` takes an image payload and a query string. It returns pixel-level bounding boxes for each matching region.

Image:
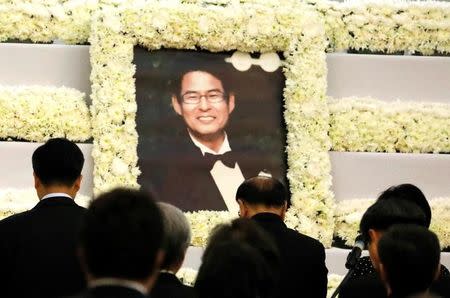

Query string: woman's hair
[377,184,431,228]
[359,199,427,244]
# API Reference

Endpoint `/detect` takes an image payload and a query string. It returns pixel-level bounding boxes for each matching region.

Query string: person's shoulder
[0,210,31,228]
[285,227,325,250]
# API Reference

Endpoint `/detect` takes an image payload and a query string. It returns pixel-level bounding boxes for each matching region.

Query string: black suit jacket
[68,285,147,298]
[252,213,328,298]
[339,256,450,298]
[151,272,196,298]
[0,196,87,298]
[138,130,287,212]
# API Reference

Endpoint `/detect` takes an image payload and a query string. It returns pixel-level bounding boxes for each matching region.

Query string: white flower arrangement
[177,267,198,286]
[311,0,450,55]
[327,273,344,298]
[0,188,92,220]
[0,0,96,44]
[329,97,450,153]
[334,197,450,249]
[0,85,92,142]
[89,2,335,246]
[185,210,236,247]
[334,198,375,246]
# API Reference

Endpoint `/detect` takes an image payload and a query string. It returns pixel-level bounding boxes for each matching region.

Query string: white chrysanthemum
[327,274,344,298]
[0,85,91,142]
[176,268,198,286]
[329,97,450,153]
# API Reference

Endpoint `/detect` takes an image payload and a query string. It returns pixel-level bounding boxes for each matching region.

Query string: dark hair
[236,173,287,207]
[377,184,431,228]
[169,54,234,101]
[157,202,191,269]
[32,138,84,187]
[378,224,440,297]
[359,199,427,244]
[79,188,164,280]
[195,218,280,298]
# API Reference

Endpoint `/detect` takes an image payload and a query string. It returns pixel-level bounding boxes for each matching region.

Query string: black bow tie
[204,151,237,170]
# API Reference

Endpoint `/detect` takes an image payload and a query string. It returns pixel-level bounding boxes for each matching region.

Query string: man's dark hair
[236,173,288,207]
[359,199,427,244]
[32,138,84,187]
[195,218,280,298]
[169,56,234,102]
[377,183,432,228]
[79,188,164,280]
[378,224,441,297]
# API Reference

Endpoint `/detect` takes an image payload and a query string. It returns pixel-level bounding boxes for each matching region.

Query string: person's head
[377,224,441,297]
[32,138,84,199]
[78,188,164,291]
[359,199,427,270]
[377,183,432,228]
[195,218,280,298]
[235,172,288,219]
[157,202,192,273]
[171,66,235,151]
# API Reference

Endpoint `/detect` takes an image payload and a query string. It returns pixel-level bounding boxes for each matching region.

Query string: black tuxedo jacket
[0,196,87,298]
[68,285,147,298]
[339,256,450,298]
[138,130,287,212]
[252,213,328,298]
[151,272,196,298]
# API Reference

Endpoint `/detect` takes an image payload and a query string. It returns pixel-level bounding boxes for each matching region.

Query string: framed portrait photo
[134,48,288,213]
[89,2,334,245]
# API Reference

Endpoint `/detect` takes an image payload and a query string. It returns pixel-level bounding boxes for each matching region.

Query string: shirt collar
[41,193,73,200]
[188,130,231,156]
[89,278,147,295]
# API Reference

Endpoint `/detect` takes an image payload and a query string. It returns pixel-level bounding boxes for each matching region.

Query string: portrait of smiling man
[135,49,288,213]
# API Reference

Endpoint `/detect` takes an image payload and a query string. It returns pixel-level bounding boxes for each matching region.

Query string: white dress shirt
[189,132,244,214]
[41,193,72,200]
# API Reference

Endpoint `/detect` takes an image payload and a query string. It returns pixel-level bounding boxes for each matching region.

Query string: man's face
[172,71,235,142]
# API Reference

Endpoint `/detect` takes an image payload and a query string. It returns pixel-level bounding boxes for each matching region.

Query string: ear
[280,201,288,220]
[227,93,235,114]
[237,199,247,218]
[33,172,40,189]
[172,95,182,116]
[73,175,82,192]
[368,229,382,270]
[368,229,381,243]
[154,249,165,273]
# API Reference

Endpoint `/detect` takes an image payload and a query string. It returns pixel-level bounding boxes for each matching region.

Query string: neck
[247,206,284,219]
[37,185,76,200]
[189,129,225,153]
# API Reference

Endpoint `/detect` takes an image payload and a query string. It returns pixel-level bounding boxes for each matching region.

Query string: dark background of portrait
[134,47,289,208]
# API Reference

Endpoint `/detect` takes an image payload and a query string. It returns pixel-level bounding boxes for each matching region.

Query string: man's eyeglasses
[180,91,226,104]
